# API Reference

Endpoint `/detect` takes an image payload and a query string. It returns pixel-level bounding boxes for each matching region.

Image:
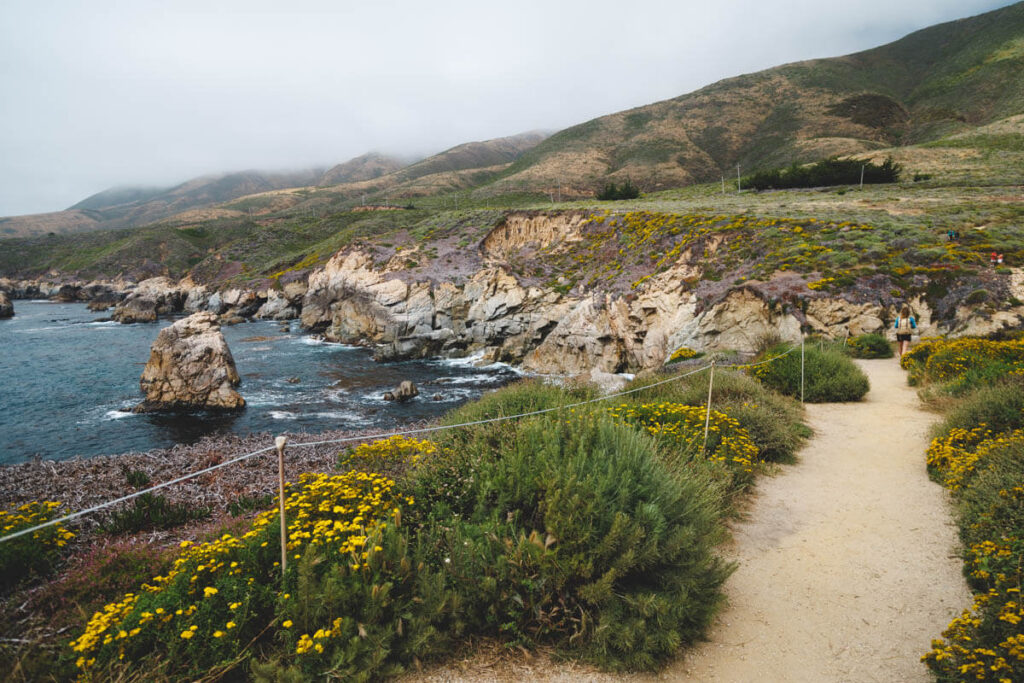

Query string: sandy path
[660,359,971,682]
[407,359,971,682]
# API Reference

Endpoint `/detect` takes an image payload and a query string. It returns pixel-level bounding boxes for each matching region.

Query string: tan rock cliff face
[112,277,186,324]
[135,312,244,412]
[298,213,957,374]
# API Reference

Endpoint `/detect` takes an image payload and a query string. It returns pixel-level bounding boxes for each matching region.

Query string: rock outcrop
[383,380,419,402]
[134,312,245,412]
[0,291,13,318]
[113,277,186,323]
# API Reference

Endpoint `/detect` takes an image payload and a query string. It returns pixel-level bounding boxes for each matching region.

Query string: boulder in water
[134,311,245,412]
[0,291,13,319]
[383,380,418,402]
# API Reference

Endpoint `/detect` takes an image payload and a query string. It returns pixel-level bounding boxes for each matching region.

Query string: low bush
[0,501,75,591]
[72,471,434,680]
[413,414,731,671]
[750,344,869,403]
[846,333,893,359]
[666,346,700,363]
[902,336,1024,390]
[923,432,1024,681]
[915,337,1024,681]
[623,368,809,463]
[102,493,211,535]
[935,380,1024,439]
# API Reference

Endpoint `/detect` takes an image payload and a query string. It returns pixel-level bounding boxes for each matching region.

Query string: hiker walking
[894,305,917,358]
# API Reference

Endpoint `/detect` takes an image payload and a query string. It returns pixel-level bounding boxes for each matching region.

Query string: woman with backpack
[894,305,917,358]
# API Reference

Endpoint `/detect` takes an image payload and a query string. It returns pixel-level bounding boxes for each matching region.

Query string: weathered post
[275,435,288,577]
[702,361,716,457]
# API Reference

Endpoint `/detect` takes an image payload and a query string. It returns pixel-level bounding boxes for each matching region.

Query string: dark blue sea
[0,301,519,464]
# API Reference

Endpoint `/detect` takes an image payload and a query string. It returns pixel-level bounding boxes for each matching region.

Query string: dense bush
[0,501,74,591]
[71,472,435,680]
[624,368,810,464]
[596,179,640,200]
[744,156,901,190]
[845,333,893,359]
[66,373,810,677]
[901,336,1024,393]
[913,337,1024,681]
[414,414,731,670]
[935,380,1024,439]
[750,344,869,403]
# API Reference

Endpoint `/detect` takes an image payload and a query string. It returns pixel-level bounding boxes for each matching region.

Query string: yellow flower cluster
[924,587,1024,680]
[70,471,409,674]
[806,276,835,291]
[294,617,345,655]
[666,347,698,363]
[0,501,74,548]
[924,426,1013,491]
[341,435,437,468]
[609,402,760,471]
[902,337,1024,383]
[281,471,407,568]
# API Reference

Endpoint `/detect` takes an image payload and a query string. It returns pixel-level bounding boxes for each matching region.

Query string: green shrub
[622,369,809,463]
[414,415,731,670]
[72,472,433,681]
[227,494,274,517]
[965,288,990,305]
[102,493,210,535]
[596,179,640,200]
[744,156,901,190]
[751,344,869,402]
[120,465,151,489]
[935,380,1024,439]
[923,429,1024,681]
[846,333,894,359]
[0,501,75,591]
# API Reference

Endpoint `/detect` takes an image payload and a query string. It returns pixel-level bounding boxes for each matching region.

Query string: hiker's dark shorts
[896,334,911,342]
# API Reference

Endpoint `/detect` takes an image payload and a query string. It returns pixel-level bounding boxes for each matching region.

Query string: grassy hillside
[487,2,1024,197]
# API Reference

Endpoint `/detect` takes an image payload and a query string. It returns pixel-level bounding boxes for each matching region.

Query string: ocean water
[0,301,519,464]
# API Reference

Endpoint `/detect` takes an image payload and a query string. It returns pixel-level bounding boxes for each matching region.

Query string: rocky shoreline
[0,424,420,533]
[4,212,1023,378]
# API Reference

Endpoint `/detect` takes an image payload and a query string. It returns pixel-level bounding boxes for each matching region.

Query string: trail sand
[405,359,972,682]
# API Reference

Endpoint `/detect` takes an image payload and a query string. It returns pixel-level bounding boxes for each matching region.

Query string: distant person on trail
[894,305,917,358]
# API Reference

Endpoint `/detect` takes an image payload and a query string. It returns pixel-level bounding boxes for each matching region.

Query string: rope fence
[0,341,804,546]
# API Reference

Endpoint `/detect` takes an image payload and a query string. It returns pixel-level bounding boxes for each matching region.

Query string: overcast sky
[0,0,1015,216]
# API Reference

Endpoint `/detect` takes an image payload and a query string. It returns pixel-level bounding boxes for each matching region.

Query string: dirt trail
[661,359,972,682]
[408,359,971,682]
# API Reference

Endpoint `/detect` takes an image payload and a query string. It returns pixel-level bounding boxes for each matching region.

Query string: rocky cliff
[5,210,1020,376]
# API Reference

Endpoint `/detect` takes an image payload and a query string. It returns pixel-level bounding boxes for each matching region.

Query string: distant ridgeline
[743,157,901,191]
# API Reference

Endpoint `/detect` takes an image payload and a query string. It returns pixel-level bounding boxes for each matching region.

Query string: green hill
[485,2,1024,196]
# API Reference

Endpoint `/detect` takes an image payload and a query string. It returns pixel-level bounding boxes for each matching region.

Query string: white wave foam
[103,409,135,420]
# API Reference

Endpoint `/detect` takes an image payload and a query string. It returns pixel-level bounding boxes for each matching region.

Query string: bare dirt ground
[405,359,972,682]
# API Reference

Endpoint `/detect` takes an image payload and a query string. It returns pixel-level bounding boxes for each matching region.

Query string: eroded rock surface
[113,277,186,324]
[0,291,13,318]
[135,311,245,412]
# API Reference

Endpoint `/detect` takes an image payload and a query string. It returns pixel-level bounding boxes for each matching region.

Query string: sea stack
[134,311,245,412]
[0,291,13,318]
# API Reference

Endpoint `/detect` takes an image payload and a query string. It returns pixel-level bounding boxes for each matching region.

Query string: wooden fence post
[275,436,288,578]
[702,361,716,458]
